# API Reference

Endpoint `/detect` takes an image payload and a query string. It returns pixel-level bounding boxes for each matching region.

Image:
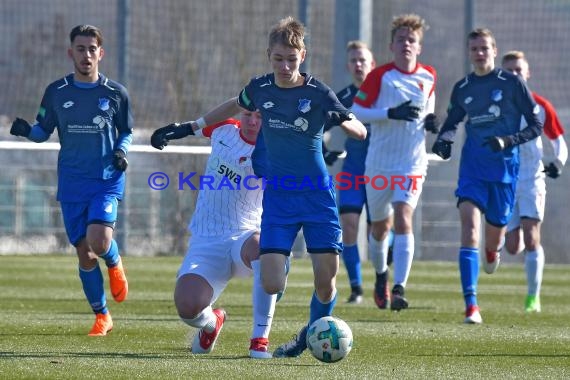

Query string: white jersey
[352,62,436,175]
[517,92,567,182]
[189,120,263,236]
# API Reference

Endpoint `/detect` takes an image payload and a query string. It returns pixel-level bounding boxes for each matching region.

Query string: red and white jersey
[352,62,436,174]
[189,119,263,236]
[518,92,567,181]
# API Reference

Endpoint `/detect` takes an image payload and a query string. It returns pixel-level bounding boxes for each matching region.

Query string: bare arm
[190,97,242,131]
[340,118,367,140]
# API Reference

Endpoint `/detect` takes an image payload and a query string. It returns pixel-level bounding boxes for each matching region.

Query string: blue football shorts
[455,176,516,227]
[60,194,119,246]
[260,187,343,255]
[337,171,367,214]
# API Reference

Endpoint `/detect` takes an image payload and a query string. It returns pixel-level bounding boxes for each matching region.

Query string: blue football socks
[459,247,479,307]
[341,244,362,288]
[100,239,120,268]
[309,290,337,325]
[79,264,108,314]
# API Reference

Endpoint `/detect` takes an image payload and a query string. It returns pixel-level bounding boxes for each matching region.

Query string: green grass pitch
[1,255,569,379]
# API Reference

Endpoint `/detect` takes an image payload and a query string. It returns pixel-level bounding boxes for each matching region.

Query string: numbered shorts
[365,172,425,222]
[260,187,343,255]
[60,194,118,246]
[507,177,546,232]
[177,230,256,303]
[455,176,516,227]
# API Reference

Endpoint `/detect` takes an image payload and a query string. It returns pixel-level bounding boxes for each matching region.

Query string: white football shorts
[177,230,257,303]
[365,171,425,222]
[507,177,546,231]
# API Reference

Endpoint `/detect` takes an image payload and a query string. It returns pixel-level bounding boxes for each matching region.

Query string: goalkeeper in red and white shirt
[151,109,276,359]
[351,14,437,311]
[501,51,568,313]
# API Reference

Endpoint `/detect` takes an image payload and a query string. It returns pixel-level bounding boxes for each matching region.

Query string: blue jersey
[252,128,269,178]
[439,68,541,183]
[35,73,134,201]
[335,84,370,175]
[238,73,352,190]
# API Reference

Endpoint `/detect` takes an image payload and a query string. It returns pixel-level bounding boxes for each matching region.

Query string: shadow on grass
[0,350,322,366]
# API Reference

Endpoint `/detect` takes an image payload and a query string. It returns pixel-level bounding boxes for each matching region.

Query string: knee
[174,297,203,320]
[262,276,285,295]
[87,237,111,256]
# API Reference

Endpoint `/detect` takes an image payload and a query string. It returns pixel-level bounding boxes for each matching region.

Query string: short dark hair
[69,25,103,46]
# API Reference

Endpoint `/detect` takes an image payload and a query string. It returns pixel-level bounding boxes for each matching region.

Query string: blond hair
[391,14,429,42]
[268,16,306,51]
[502,50,527,65]
[346,40,369,53]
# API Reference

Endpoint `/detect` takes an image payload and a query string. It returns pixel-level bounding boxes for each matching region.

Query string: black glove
[387,100,421,121]
[424,113,439,134]
[432,139,453,160]
[543,162,562,179]
[483,136,514,152]
[113,150,128,171]
[323,150,343,166]
[327,111,352,126]
[150,122,194,150]
[10,117,32,137]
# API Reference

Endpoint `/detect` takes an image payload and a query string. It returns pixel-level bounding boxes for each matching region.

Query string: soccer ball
[306,316,353,363]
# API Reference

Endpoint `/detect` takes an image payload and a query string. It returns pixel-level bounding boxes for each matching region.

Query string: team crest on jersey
[238,156,249,165]
[298,99,311,113]
[417,81,424,91]
[98,98,110,111]
[491,89,502,102]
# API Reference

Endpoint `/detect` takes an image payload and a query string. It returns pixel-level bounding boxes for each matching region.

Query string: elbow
[350,127,367,141]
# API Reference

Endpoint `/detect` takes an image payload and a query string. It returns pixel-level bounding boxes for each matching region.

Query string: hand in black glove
[10,117,32,137]
[327,111,352,126]
[323,150,343,166]
[483,136,513,152]
[387,100,421,121]
[424,113,439,134]
[113,149,128,171]
[543,162,562,179]
[431,139,453,160]
[150,122,194,150]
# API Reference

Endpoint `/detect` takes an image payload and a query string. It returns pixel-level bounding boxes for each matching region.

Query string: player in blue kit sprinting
[10,25,132,336]
[161,16,366,357]
[324,40,376,304]
[432,28,542,324]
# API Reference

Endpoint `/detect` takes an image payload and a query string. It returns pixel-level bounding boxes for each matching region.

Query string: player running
[9,25,131,336]
[501,50,567,313]
[432,29,543,324]
[351,14,438,311]
[151,109,277,358]
[160,16,366,358]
